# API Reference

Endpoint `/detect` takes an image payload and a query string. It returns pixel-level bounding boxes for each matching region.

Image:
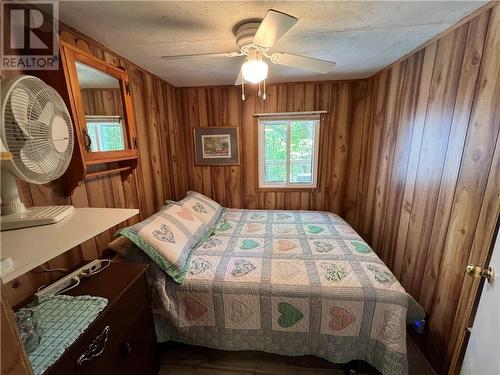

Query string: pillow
[176,191,223,229]
[118,203,211,283]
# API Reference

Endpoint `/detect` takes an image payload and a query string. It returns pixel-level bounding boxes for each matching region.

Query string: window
[85,116,126,152]
[258,116,320,188]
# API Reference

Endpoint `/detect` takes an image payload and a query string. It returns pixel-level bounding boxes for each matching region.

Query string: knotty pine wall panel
[359,7,499,374]
[80,88,123,117]
[179,80,372,221]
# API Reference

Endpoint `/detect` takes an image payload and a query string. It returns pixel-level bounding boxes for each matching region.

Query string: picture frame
[193,127,240,165]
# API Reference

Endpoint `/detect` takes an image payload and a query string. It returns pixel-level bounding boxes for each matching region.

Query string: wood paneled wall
[358,6,500,373]
[2,4,499,373]
[0,27,188,306]
[179,80,372,219]
[81,88,123,117]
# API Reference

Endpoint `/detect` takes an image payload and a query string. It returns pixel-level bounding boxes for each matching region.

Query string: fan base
[236,22,260,51]
[0,205,74,231]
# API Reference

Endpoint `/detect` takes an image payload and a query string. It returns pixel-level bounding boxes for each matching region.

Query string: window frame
[258,116,321,190]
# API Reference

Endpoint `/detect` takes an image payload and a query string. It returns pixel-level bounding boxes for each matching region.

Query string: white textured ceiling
[59,1,486,87]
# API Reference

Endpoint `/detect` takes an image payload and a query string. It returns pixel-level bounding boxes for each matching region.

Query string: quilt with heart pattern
[141,209,424,375]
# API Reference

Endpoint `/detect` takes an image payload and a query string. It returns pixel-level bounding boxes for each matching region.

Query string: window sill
[256,187,319,193]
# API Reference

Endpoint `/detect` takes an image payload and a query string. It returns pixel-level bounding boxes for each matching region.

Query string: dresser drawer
[46,270,157,375]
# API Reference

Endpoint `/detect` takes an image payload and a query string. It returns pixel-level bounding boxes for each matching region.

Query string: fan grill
[2,76,74,184]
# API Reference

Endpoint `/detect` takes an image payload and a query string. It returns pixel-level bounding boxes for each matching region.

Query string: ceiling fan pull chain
[263,79,267,100]
[258,81,261,97]
[241,77,246,101]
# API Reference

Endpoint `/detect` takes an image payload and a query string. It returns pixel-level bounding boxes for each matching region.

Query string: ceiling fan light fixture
[242,51,268,84]
[242,59,268,84]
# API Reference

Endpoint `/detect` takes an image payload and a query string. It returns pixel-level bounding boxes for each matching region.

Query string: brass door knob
[465,265,494,282]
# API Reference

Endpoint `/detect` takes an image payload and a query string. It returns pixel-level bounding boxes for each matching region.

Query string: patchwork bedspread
[143,209,424,375]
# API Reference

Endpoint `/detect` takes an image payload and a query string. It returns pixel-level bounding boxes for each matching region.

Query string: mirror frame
[60,41,138,164]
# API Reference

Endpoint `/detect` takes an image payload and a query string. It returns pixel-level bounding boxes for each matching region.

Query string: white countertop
[0,207,138,282]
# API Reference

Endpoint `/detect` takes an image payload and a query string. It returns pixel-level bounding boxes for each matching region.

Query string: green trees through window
[264,123,287,183]
[86,118,125,152]
[260,119,318,187]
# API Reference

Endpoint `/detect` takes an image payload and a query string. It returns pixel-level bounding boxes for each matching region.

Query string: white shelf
[0,207,138,283]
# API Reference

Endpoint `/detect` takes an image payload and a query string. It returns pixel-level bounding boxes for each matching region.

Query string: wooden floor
[158,337,435,375]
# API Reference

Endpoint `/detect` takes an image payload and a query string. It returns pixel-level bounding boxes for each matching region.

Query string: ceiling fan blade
[253,9,298,49]
[161,51,242,60]
[234,69,243,86]
[270,53,336,73]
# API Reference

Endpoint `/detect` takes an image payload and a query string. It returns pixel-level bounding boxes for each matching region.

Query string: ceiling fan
[161,9,336,100]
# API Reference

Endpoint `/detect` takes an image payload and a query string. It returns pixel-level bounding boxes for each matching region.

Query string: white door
[461,229,500,375]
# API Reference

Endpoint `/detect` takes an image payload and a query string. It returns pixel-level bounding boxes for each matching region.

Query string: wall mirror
[57,41,138,194]
[75,62,128,153]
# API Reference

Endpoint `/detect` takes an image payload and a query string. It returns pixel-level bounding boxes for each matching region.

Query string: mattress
[123,209,425,375]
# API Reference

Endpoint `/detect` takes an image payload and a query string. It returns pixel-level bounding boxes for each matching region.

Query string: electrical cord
[38,284,47,292]
[33,265,70,273]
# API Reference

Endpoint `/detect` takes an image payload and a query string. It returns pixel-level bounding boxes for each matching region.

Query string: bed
[112,208,424,375]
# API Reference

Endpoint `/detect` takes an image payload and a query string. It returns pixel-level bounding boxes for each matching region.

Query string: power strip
[35,259,107,302]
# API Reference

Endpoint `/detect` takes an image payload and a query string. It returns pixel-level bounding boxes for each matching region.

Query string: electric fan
[0,75,75,231]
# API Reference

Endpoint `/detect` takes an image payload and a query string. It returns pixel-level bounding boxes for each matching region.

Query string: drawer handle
[77,326,110,366]
[122,341,132,356]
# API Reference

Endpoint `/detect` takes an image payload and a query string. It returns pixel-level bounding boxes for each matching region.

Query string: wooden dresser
[44,262,158,375]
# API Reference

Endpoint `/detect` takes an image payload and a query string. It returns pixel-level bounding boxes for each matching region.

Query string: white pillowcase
[177,191,223,229]
[118,202,210,282]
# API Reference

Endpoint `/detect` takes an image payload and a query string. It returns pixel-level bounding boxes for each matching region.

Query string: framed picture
[193,127,240,165]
